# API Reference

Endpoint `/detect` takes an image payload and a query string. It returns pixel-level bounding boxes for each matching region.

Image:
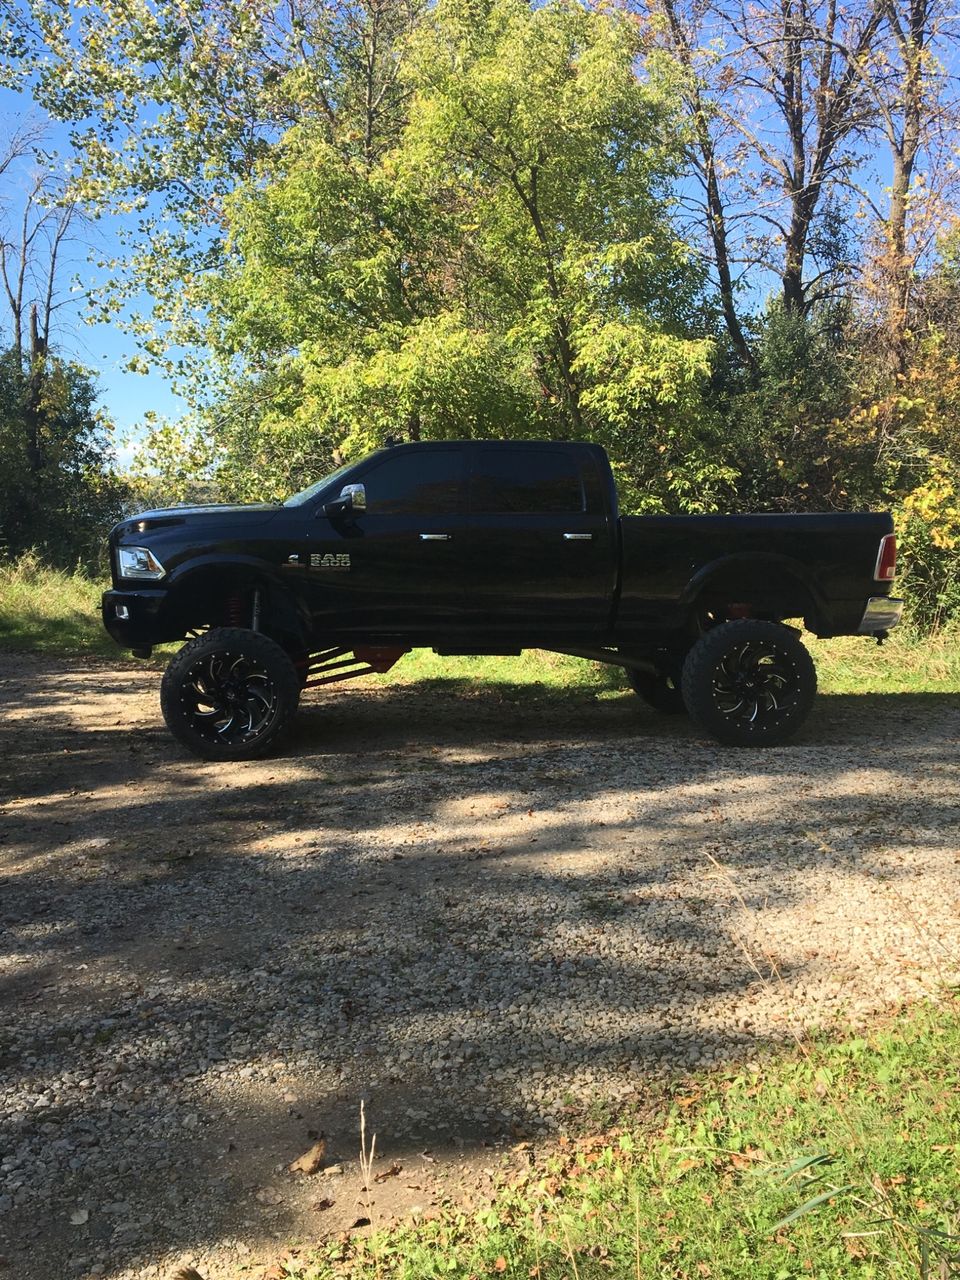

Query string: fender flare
[679,551,828,625]
[164,555,312,648]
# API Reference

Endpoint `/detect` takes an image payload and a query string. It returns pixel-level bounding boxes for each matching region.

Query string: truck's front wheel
[681,620,816,747]
[160,627,301,761]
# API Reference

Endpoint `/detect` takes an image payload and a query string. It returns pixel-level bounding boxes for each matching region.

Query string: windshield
[283,459,359,507]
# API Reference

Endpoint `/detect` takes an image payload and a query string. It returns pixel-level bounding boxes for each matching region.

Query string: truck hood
[113,503,281,537]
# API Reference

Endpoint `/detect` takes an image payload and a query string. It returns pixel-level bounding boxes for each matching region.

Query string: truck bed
[617,511,894,636]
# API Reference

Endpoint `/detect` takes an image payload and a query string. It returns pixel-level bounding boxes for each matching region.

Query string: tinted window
[362,450,463,515]
[470,450,583,514]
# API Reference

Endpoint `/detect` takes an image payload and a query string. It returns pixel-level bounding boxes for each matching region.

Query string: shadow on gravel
[0,668,958,1275]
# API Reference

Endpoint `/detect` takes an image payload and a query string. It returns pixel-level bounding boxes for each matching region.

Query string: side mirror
[322,483,366,518]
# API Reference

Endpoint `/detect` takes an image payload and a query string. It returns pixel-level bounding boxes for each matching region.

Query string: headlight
[118,546,166,579]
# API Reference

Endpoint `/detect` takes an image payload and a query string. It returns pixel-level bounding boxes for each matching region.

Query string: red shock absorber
[226,593,244,627]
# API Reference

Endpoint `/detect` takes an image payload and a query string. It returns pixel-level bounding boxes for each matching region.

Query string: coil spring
[226,593,244,627]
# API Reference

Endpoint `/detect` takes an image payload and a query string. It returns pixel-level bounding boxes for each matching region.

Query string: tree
[6,0,426,402]
[647,0,886,318]
[0,133,125,563]
[861,0,960,374]
[0,350,126,563]
[647,0,755,367]
[193,0,727,510]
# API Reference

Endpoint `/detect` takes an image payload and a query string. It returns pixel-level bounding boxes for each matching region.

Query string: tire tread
[681,619,817,747]
[160,627,301,761]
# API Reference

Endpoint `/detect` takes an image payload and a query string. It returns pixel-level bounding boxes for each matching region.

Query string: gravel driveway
[1,653,959,1280]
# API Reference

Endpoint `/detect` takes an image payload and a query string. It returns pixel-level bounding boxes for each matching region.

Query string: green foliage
[54,0,721,509]
[720,302,857,512]
[0,349,126,568]
[0,553,183,657]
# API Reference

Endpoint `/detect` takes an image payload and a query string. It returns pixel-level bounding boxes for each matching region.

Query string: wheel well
[691,566,819,631]
[166,571,309,653]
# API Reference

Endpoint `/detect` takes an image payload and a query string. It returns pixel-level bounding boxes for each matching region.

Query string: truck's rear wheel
[160,627,301,761]
[681,620,816,747]
[627,669,686,715]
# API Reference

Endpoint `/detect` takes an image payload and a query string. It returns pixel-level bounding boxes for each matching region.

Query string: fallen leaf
[69,1209,89,1226]
[374,1162,402,1183]
[289,1138,327,1175]
[730,1146,765,1169]
[494,1258,508,1273]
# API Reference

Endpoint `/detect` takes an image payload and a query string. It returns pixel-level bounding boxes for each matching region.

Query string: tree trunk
[658,0,756,368]
[24,304,46,476]
[882,0,926,374]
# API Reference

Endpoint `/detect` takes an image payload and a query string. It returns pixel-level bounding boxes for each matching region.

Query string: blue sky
[1,89,187,462]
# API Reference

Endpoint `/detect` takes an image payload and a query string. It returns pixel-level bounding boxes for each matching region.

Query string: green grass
[809,629,960,695]
[373,628,960,697]
[0,553,117,656]
[1,554,957,694]
[371,646,626,692]
[292,1000,960,1280]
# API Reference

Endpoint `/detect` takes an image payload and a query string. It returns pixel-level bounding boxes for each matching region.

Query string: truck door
[461,444,616,635]
[306,444,469,635]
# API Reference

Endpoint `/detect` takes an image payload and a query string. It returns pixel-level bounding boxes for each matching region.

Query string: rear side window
[470,450,584,514]
[361,450,463,515]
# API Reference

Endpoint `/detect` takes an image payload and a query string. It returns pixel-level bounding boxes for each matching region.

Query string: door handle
[419,533,451,541]
[563,532,593,540]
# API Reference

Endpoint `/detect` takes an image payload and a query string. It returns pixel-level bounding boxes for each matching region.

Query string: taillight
[874,533,897,581]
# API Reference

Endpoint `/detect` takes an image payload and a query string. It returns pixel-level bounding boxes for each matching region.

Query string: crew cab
[102,440,903,758]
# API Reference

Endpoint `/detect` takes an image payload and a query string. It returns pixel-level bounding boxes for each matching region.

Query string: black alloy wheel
[160,627,301,761]
[681,619,817,747]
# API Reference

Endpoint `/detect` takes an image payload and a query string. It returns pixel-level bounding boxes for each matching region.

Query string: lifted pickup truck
[103,439,903,759]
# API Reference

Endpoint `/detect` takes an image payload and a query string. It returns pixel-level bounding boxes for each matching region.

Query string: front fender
[164,556,312,649]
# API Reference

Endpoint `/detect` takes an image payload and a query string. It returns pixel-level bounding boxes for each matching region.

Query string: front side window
[470,450,583,514]
[361,449,464,515]
[284,459,359,507]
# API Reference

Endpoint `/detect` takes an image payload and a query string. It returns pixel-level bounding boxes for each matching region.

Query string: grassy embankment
[1,554,958,693]
[288,1001,960,1280]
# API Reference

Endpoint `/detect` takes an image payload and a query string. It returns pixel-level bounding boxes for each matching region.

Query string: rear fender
[680,552,828,630]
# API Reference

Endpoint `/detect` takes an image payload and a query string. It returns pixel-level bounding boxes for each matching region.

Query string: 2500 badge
[311,552,350,570]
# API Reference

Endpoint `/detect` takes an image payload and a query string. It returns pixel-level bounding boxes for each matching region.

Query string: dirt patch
[1,652,959,1279]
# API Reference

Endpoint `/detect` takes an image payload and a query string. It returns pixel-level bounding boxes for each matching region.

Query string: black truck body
[102,440,903,757]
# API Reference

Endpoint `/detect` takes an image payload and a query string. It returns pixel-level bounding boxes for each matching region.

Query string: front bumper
[102,588,170,649]
[858,596,904,634]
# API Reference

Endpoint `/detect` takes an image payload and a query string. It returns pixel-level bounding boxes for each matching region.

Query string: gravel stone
[1,654,958,1279]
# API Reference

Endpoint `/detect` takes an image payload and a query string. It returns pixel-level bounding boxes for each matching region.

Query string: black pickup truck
[103,439,903,759]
